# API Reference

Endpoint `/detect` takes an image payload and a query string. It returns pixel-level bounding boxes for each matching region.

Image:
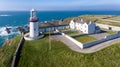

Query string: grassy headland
[63,15,120,27]
[0,35,21,67]
[1,15,120,67]
[17,34,120,67]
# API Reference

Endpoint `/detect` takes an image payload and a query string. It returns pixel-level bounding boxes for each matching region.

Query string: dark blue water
[0,11,120,46]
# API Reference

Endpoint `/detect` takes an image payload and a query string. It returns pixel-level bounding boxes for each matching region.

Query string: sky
[0,0,120,11]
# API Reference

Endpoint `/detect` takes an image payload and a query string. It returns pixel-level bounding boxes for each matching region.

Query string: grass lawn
[108,16,120,21]
[0,35,21,67]
[77,15,110,21]
[15,15,120,67]
[64,31,81,36]
[74,35,97,43]
[17,34,120,67]
[96,20,120,27]
[107,31,117,35]
[101,28,117,35]
[75,15,120,27]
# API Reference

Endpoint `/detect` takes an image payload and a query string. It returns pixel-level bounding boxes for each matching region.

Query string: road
[100,19,120,23]
[51,34,120,53]
[96,23,120,31]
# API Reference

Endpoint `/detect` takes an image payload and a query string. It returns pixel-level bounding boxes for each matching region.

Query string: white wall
[82,23,88,34]
[84,32,120,48]
[62,33,84,49]
[69,20,75,30]
[88,22,95,34]
[30,22,39,37]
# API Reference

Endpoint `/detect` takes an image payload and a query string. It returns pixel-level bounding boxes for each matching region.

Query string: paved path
[89,33,109,40]
[96,23,120,31]
[51,35,120,53]
[100,19,120,23]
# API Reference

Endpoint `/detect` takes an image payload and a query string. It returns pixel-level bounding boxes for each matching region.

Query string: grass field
[0,35,21,67]
[17,34,120,67]
[108,16,120,21]
[107,31,117,35]
[101,28,117,35]
[62,15,120,27]
[74,35,97,43]
[63,30,81,36]
[96,20,120,27]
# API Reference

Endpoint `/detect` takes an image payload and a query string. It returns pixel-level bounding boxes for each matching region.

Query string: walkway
[100,19,120,23]
[96,23,120,31]
[51,34,120,53]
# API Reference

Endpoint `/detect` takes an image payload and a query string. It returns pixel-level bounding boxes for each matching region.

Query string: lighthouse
[24,9,44,40]
[29,9,39,38]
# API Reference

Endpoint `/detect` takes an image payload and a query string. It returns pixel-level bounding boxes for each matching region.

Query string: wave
[0,14,11,17]
[0,26,19,36]
[0,26,20,46]
[0,26,18,36]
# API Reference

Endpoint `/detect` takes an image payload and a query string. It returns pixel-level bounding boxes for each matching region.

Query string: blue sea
[0,11,120,46]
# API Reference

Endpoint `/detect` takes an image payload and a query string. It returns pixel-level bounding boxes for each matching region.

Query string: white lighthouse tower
[29,9,39,38]
[24,9,44,40]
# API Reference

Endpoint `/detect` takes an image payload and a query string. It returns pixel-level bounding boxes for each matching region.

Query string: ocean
[0,11,120,46]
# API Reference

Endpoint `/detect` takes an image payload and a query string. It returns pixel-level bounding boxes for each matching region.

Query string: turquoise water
[0,11,120,46]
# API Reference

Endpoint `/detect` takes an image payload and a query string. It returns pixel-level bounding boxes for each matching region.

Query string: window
[34,28,36,31]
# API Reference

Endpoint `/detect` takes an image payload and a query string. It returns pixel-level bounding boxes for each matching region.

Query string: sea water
[0,11,120,46]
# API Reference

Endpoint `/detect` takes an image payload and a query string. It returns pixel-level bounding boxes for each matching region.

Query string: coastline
[1,14,120,47]
[2,39,12,47]
[0,14,120,66]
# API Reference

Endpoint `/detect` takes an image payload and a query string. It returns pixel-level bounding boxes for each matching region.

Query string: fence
[62,33,84,49]
[84,32,120,48]
[11,36,25,67]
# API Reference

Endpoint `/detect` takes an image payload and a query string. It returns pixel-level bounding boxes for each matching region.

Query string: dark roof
[39,23,51,27]
[73,18,94,24]
[39,20,68,28]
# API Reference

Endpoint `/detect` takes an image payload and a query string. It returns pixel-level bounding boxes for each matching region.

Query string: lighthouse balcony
[24,33,44,40]
[29,18,39,22]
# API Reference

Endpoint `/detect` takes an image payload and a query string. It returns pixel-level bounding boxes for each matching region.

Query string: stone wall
[62,32,120,49]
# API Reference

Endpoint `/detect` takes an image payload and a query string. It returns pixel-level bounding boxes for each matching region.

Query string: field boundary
[11,36,25,67]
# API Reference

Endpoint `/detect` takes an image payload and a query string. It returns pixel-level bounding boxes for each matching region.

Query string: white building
[69,18,101,34]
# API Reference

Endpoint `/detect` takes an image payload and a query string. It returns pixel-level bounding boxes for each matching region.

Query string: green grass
[17,35,120,67]
[101,28,117,35]
[80,15,120,27]
[66,15,120,27]
[108,16,120,21]
[75,35,97,43]
[0,35,21,67]
[96,20,120,27]
[64,31,81,36]
[107,31,117,35]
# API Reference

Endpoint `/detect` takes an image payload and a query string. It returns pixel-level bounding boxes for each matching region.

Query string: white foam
[0,26,19,36]
[0,14,11,17]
